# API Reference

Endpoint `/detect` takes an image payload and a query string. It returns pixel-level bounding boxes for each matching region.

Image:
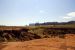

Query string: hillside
[29,21,75,26]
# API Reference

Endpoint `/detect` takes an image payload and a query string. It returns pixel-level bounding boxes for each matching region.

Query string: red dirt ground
[1,34,75,50]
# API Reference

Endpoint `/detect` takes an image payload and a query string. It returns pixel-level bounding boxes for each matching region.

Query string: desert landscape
[0,0,75,50]
[0,24,75,50]
[0,34,75,50]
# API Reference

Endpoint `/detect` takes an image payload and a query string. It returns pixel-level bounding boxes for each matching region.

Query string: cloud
[63,16,72,19]
[62,12,75,19]
[67,12,75,17]
[39,10,45,13]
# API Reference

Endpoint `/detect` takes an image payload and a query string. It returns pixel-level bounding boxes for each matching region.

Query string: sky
[0,0,75,26]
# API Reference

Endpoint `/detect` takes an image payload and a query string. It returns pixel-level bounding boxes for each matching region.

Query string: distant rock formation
[29,21,75,26]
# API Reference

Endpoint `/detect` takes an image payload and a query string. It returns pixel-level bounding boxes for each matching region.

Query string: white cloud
[62,12,75,20]
[63,16,72,19]
[67,12,75,17]
[39,10,45,13]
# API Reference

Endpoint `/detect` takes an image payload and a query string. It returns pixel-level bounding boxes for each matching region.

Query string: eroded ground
[1,34,75,50]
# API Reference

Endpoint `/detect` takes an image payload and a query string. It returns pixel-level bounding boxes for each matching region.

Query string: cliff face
[0,28,41,42]
[0,27,75,42]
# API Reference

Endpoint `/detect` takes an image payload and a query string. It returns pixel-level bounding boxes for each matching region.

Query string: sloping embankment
[1,34,75,50]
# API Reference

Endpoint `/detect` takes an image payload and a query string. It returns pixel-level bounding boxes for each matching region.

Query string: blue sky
[0,0,75,26]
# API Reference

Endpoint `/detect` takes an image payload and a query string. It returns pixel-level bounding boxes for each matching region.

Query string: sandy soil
[1,34,75,50]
